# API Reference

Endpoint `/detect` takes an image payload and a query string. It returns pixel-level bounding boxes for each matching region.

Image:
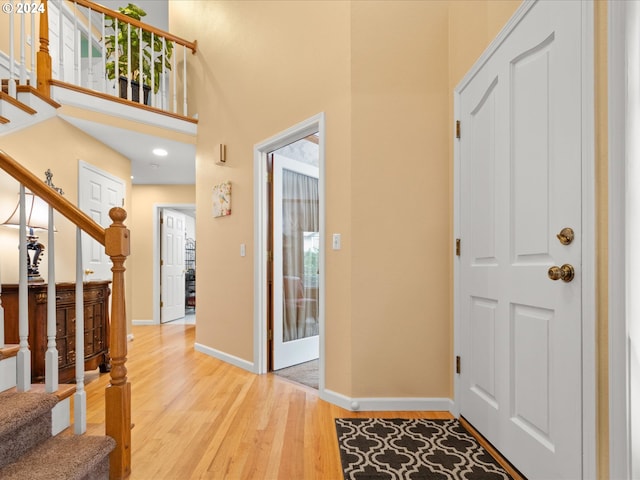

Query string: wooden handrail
[0,149,105,244]
[71,0,197,53]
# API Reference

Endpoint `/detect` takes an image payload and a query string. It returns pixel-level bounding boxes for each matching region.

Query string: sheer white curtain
[282,169,318,342]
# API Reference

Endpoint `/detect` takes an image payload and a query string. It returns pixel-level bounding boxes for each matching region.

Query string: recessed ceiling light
[153,148,168,157]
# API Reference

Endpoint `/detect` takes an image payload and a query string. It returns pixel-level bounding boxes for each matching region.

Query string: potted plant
[103,3,173,105]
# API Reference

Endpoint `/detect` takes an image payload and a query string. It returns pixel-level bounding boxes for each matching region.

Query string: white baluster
[74,228,86,434]
[17,185,30,392]
[8,0,16,96]
[101,12,106,93]
[161,36,166,110]
[87,7,93,88]
[183,45,187,116]
[58,0,63,81]
[45,204,58,393]
[150,32,154,107]
[30,11,36,86]
[172,40,176,113]
[0,261,4,348]
[73,2,79,86]
[20,11,26,85]
[138,25,143,104]
[114,17,119,95]
[126,22,131,100]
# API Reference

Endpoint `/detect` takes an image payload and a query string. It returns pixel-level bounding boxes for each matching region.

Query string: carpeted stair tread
[0,390,58,437]
[0,390,60,469]
[0,434,116,480]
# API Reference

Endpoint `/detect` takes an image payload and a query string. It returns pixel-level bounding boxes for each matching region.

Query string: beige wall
[170,0,520,399]
[0,117,132,320]
[130,184,195,321]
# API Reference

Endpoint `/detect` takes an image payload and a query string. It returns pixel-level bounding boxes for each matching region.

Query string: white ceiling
[61,115,196,185]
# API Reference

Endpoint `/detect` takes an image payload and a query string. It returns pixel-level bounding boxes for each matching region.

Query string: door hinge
[455,120,461,139]
[160,259,164,266]
[268,329,273,341]
[455,238,461,256]
[456,355,461,374]
[267,172,273,183]
[160,300,164,308]
[268,250,273,262]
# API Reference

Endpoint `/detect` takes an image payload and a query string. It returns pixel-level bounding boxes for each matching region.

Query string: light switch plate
[332,233,341,250]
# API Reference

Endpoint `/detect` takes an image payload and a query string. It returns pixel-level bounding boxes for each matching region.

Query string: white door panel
[79,161,124,281]
[458,1,583,478]
[273,154,319,370]
[161,209,186,323]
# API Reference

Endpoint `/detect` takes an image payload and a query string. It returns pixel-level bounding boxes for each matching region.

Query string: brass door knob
[84,269,95,275]
[548,264,575,282]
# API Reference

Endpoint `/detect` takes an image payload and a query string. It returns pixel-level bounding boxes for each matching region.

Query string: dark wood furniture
[1,281,111,383]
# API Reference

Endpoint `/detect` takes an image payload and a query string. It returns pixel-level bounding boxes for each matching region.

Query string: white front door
[456,1,585,478]
[161,208,186,323]
[273,154,319,370]
[78,161,125,281]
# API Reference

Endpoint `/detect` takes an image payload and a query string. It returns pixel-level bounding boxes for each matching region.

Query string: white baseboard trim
[132,319,155,326]
[321,388,454,413]
[194,343,255,373]
[51,397,70,435]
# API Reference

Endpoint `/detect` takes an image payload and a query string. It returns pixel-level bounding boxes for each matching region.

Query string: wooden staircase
[0,388,115,479]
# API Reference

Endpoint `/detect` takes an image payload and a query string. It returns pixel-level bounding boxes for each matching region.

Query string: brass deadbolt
[556,227,575,245]
[548,264,575,282]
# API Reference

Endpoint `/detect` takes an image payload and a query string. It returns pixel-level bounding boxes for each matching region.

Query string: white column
[45,205,58,393]
[17,185,30,392]
[74,227,86,434]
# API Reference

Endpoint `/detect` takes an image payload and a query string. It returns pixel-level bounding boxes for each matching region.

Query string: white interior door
[273,154,319,370]
[79,161,124,281]
[161,208,186,323]
[457,1,584,479]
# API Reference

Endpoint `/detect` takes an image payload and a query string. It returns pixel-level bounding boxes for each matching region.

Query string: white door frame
[452,1,596,477]
[253,113,325,384]
[152,203,195,325]
[608,1,637,478]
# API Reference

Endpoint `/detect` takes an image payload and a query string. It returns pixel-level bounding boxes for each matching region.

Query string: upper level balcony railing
[1,0,197,118]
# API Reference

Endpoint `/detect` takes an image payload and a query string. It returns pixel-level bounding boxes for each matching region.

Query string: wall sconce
[215,144,227,166]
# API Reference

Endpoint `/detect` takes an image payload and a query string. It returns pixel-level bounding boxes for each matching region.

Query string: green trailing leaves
[103,3,173,95]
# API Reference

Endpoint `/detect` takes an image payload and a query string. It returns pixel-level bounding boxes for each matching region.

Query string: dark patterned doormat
[335,418,513,480]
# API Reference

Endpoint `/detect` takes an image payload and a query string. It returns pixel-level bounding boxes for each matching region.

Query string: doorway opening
[253,113,325,391]
[153,203,196,325]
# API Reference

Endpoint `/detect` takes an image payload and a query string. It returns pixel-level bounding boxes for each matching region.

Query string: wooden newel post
[104,207,131,480]
[37,0,51,96]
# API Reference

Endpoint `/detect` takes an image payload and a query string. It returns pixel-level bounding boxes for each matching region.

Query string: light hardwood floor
[78,324,452,479]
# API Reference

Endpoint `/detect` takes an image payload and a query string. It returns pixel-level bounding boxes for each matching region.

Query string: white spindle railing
[16,186,30,392]
[2,0,196,119]
[74,228,86,434]
[45,203,59,393]
[8,1,17,96]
